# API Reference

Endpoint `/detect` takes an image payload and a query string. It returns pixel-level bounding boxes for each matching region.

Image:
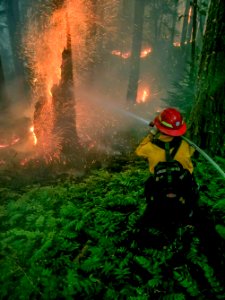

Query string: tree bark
[190,0,198,75]
[51,18,79,162]
[170,0,179,46]
[6,0,24,77]
[189,0,225,156]
[0,55,5,105]
[126,0,145,103]
[180,0,190,48]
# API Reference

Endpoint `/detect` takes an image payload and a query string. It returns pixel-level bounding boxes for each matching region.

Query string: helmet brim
[154,116,187,136]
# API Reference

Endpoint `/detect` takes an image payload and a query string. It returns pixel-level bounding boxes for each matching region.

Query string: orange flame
[30,126,37,145]
[188,7,192,24]
[137,87,150,104]
[111,46,152,59]
[173,41,181,47]
[140,47,152,58]
[0,137,20,149]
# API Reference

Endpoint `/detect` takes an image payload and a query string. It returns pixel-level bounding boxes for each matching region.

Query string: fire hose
[181,136,225,180]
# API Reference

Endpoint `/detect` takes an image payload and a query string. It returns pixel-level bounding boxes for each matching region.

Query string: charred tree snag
[52,26,80,162]
[189,0,225,156]
[126,0,145,103]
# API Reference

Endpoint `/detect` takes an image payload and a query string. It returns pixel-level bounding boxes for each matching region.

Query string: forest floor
[0,150,225,299]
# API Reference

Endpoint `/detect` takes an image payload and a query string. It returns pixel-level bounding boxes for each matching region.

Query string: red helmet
[154,108,186,136]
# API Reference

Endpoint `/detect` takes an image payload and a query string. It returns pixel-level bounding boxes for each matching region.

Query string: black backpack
[152,137,190,202]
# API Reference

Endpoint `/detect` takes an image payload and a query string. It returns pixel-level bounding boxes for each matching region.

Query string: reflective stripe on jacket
[135,133,195,174]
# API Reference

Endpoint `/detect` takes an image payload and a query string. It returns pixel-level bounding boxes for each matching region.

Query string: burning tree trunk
[126,0,145,103]
[189,0,225,156]
[52,29,79,162]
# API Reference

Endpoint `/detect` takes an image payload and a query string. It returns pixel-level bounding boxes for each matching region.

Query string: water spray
[89,97,225,179]
[116,108,225,180]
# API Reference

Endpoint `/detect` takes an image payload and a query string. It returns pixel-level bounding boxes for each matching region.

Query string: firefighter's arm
[135,133,153,158]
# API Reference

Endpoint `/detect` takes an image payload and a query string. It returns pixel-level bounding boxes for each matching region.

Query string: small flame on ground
[111,47,152,59]
[0,137,20,149]
[136,87,150,104]
[140,47,152,58]
[173,41,181,47]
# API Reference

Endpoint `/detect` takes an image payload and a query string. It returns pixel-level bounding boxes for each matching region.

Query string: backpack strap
[153,137,182,161]
[165,142,171,161]
[170,138,182,159]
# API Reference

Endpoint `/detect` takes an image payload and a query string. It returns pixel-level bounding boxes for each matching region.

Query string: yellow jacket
[135,133,195,174]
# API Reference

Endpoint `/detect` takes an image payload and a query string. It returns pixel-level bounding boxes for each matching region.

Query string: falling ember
[30,126,37,145]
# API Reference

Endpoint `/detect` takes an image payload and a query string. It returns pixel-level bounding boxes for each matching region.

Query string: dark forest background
[0,0,225,299]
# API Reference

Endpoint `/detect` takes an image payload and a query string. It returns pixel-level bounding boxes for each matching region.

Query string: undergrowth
[0,155,225,299]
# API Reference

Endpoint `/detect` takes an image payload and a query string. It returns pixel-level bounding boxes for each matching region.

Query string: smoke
[0,0,168,170]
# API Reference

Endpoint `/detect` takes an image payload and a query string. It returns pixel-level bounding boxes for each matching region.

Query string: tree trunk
[126,0,145,103]
[186,2,194,44]
[120,0,133,52]
[180,0,190,48]
[51,23,79,162]
[190,0,198,75]
[0,55,5,105]
[170,0,179,46]
[189,0,225,156]
[6,0,24,77]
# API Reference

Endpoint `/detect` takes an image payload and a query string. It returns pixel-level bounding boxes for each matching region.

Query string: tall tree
[180,0,191,48]
[189,0,225,156]
[0,55,5,105]
[6,0,24,78]
[190,0,198,75]
[170,0,179,46]
[126,0,145,103]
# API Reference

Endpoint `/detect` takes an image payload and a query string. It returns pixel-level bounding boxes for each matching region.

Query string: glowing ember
[30,126,37,145]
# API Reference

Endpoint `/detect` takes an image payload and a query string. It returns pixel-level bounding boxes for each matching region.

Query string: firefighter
[136,108,198,227]
[136,107,194,174]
